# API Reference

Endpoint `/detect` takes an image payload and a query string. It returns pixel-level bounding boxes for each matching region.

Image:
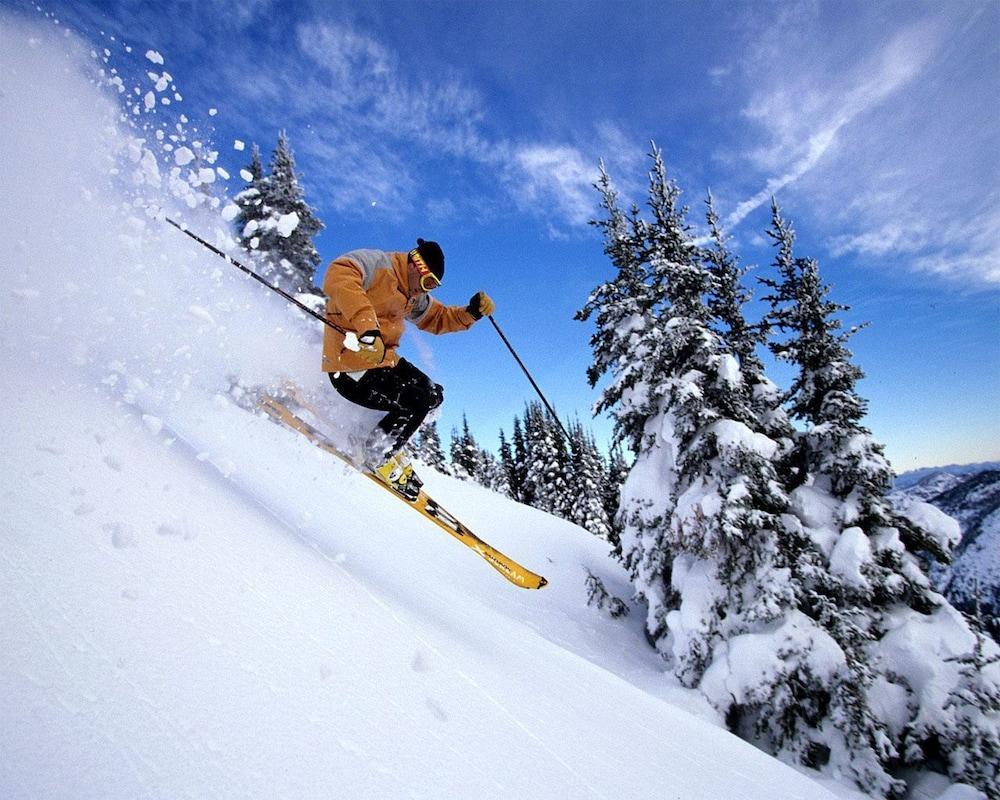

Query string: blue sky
[13,0,1000,471]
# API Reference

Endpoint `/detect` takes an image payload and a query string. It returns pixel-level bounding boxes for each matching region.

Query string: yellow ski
[258,395,548,590]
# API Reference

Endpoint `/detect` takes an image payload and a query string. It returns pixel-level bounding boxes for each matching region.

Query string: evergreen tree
[498,430,520,501]
[567,420,613,540]
[585,570,630,618]
[581,151,846,794]
[575,160,654,452]
[548,412,574,517]
[412,420,450,475]
[511,416,530,504]
[603,444,628,553]
[521,402,572,517]
[477,449,510,495]
[449,415,481,480]
[705,192,796,482]
[235,131,323,294]
[759,200,998,798]
[250,131,324,293]
[935,626,1000,794]
[704,191,765,377]
[234,143,267,251]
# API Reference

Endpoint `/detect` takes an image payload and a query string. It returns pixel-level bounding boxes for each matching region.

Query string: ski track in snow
[150,405,591,795]
[152,395,622,799]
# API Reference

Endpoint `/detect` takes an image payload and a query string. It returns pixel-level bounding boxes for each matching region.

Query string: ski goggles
[409,248,442,292]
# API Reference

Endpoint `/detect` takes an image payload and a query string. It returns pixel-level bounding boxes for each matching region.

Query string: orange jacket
[321,248,476,372]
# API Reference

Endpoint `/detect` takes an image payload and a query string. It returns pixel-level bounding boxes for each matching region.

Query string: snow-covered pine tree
[477,449,511,496]
[936,623,1000,792]
[233,143,268,252]
[634,149,803,677]
[412,420,450,475]
[521,401,572,517]
[498,429,521,501]
[252,131,324,294]
[581,150,842,791]
[704,191,796,486]
[603,444,628,552]
[761,199,999,798]
[548,412,574,516]
[449,415,481,481]
[704,192,764,375]
[576,161,653,451]
[704,192,793,466]
[585,569,630,618]
[567,420,613,540]
[511,416,530,505]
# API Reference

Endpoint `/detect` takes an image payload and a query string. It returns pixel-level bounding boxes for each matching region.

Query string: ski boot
[370,450,423,501]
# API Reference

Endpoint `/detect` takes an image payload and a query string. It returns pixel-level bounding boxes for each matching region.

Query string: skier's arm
[409,295,476,334]
[323,257,379,333]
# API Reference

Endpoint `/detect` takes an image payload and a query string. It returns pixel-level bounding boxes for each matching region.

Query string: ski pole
[487,314,572,444]
[164,217,347,335]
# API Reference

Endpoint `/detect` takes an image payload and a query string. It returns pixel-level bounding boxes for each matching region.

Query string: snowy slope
[2,359,854,800]
[0,13,861,800]
[895,470,1000,637]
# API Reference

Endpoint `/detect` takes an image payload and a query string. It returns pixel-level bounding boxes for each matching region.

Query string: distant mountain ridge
[897,470,965,501]
[894,460,1000,490]
[894,464,1000,639]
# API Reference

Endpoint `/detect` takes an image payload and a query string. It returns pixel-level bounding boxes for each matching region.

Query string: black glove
[466,291,495,320]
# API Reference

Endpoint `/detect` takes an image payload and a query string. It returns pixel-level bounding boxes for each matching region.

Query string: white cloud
[510,144,600,228]
[708,65,732,86]
[830,203,1000,286]
[228,0,277,29]
[294,22,490,161]
[727,18,945,228]
[218,20,630,231]
[503,124,647,234]
[297,136,416,218]
[722,8,999,286]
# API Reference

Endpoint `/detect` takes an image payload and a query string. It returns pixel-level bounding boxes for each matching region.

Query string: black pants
[329,358,443,459]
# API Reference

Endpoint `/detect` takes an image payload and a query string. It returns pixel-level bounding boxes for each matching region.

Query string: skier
[322,239,494,499]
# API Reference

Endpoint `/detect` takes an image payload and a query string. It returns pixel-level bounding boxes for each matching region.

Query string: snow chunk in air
[276,211,299,238]
[145,49,164,65]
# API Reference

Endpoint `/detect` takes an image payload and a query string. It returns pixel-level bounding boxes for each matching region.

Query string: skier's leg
[373,359,443,453]
[329,359,442,459]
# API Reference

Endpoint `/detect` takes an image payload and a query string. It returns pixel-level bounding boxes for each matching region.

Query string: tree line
[411,406,629,543]
[575,144,998,799]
